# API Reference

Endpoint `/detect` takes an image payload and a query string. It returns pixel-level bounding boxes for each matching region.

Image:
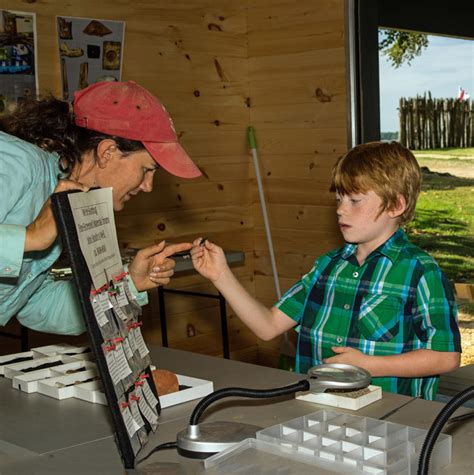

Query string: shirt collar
[336,228,407,263]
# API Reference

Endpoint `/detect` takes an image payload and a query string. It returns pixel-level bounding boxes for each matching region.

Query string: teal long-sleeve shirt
[0,131,146,334]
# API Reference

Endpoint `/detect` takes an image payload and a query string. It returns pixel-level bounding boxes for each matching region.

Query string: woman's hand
[25,179,89,252]
[190,238,228,283]
[128,241,192,291]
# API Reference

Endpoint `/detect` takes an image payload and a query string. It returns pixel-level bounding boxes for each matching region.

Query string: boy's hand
[191,237,228,283]
[324,346,371,371]
[129,241,192,291]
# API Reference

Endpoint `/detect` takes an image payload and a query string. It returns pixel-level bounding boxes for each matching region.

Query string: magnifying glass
[174,363,372,459]
[306,363,371,393]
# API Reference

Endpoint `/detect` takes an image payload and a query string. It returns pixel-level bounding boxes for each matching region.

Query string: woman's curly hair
[0,96,144,176]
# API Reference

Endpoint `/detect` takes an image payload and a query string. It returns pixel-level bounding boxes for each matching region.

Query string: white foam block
[296,385,382,410]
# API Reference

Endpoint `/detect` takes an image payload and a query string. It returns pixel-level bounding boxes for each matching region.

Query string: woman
[0,81,201,335]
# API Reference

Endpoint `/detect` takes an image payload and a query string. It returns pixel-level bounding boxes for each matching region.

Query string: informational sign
[68,188,123,290]
[0,9,38,115]
[56,15,125,101]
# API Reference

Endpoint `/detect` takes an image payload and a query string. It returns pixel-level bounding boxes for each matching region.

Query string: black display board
[51,190,160,469]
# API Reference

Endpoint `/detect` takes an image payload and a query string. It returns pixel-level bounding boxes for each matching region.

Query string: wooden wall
[2,1,348,367]
[248,0,347,364]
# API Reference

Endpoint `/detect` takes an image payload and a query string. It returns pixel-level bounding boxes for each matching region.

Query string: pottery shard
[152,369,179,396]
[83,20,112,37]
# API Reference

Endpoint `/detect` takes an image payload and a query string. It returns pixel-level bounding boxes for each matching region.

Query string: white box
[74,380,107,405]
[296,385,382,410]
[3,354,77,379]
[12,361,96,393]
[159,374,214,409]
[37,368,99,400]
[0,351,35,375]
[32,344,90,358]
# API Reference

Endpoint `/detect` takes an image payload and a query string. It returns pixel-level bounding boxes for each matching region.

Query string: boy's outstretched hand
[190,238,228,283]
[129,241,192,291]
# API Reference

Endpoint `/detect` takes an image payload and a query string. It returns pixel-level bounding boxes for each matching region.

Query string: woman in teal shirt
[0,81,201,334]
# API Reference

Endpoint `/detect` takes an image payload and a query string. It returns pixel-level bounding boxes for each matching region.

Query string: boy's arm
[327,264,461,377]
[215,266,297,341]
[325,347,460,377]
[191,239,296,340]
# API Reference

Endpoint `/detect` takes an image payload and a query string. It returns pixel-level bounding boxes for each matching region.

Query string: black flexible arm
[189,380,310,426]
[417,385,474,475]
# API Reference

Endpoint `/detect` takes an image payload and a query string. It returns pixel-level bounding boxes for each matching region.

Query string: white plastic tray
[256,409,451,474]
[159,374,214,408]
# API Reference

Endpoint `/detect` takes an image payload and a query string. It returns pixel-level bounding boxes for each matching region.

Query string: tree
[379,29,429,68]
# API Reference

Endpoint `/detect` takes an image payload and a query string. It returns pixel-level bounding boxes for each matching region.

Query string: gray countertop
[1,346,472,474]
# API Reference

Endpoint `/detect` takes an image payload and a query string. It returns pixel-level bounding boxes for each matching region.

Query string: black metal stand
[157,287,230,359]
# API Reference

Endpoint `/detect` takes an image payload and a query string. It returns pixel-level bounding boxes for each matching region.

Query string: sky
[379,34,474,132]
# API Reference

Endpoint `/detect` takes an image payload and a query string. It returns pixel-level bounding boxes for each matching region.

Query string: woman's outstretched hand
[25,179,89,252]
[128,241,193,291]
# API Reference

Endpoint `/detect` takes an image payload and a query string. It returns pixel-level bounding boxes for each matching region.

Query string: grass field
[408,148,473,365]
[407,148,474,282]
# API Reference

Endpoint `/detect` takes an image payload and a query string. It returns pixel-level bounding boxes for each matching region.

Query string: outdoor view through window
[379,30,474,365]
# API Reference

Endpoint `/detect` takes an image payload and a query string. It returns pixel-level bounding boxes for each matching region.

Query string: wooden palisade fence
[399,93,473,149]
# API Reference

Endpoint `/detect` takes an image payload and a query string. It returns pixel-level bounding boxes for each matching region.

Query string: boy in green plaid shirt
[191,142,461,399]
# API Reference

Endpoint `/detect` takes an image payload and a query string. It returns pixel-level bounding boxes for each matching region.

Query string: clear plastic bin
[204,438,360,474]
[255,409,451,474]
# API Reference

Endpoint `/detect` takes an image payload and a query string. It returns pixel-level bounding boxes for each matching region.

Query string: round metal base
[177,421,261,459]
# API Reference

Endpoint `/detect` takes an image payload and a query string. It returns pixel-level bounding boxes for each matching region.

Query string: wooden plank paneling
[3,0,348,367]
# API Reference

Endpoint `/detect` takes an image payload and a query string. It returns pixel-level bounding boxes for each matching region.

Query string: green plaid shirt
[276,229,461,400]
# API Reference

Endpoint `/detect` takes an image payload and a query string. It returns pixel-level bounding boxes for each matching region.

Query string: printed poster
[56,16,125,101]
[68,187,123,290]
[0,9,38,115]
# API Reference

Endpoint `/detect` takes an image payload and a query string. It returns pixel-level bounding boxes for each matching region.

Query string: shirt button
[4,267,11,273]
[27,273,33,279]
[336,337,343,343]
[344,303,350,310]
[353,271,359,278]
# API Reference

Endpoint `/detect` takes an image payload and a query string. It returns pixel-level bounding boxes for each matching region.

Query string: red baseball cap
[73,81,201,178]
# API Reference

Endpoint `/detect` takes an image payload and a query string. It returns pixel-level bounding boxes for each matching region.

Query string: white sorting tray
[12,360,97,393]
[159,374,214,409]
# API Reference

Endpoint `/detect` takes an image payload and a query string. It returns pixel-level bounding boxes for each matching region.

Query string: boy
[191,142,461,400]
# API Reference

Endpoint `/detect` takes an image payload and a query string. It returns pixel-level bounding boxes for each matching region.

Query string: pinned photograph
[87,44,100,59]
[60,42,83,58]
[83,20,112,37]
[57,17,72,39]
[103,41,121,70]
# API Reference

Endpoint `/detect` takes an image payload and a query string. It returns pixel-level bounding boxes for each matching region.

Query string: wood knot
[193,90,200,97]
[186,324,196,337]
[208,23,222,31]
[315,88,332,102]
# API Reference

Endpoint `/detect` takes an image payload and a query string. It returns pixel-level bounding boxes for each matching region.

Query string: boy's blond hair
[330,141,422,224]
